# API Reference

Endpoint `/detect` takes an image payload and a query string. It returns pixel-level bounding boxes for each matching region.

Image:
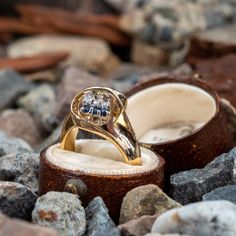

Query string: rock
[119,184,181,224]
[0,131,32,157]
[0,109,42,147]
[85,197,119,236]
[131,40,170,66]
[55,67,109,120]
[172,63,192,76]
[170,151,234,205]
[32,191,86,236]
[120,1,236,51]
[18,84,57,132]
[0,152,39,193]
[119,214,157,236]
[7,35,120,76]
[110,63,159,81]
[203,185,236,205]
[25,69,58,82]
[0,212,57,236]
[191,54,236,107]
[188,23,236,59]
[110,63,159,92]
[0,69,33,110]
[104,0,138,12]
[35,124,62,152]
[0,181,37,220]
[217,146,236,184]
[146,234,190,236]
[151,201,236,236]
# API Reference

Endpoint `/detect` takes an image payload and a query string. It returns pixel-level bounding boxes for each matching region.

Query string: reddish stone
[118,214,158,236]
[0,213,57,236]
[0,109,42,147]
[191,54,236,107]
[0,52,68,73]
[54,67,110,121]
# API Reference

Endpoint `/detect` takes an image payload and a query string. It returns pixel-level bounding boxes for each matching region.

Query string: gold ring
[60,87,142,165]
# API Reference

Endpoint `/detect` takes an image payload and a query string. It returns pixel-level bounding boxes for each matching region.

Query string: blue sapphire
[101,109,108,117]
[93,107,100,115]
[81,105,90,113]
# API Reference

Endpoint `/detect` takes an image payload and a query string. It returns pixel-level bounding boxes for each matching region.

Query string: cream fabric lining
[127,83,216,143]
[46,140,160,175]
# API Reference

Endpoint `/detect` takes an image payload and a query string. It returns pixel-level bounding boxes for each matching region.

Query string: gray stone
[0,152,39,193]
[7,35,120,76]
[0,212,57,236]
[18,84,57,132]
[0,131,32,157]
[85,197,119,236]
[203,185,236,205]
[35,122,100,152]
[55,67,109,120]
[0,109,42,147]
[110,63,159,81]
[151,201,236,236]
[172,63,192,76]
[35,124,62,152]
[119,214,157,236]
[192,22,236,47]
[0,181,37,220]
[170,152,234,204]
[120,0,236,52]
[119,184,181,224]
[146,234,190,236]
[205,9,229,28]
[0,69,33,110]
[110,63,159,92]
[32,191,86,236]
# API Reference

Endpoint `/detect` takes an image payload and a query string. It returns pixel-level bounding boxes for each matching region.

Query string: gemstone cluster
[80,92,111,125]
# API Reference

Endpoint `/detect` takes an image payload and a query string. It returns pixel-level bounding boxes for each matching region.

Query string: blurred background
[0,0,235,149]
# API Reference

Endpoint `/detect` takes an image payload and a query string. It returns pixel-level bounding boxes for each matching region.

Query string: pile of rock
[0,128,236,235]
[107,0,236,66]
[0,1,236,235]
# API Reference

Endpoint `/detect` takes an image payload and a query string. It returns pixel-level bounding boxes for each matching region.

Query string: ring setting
[60,87,142,166]
[79,91,111,125]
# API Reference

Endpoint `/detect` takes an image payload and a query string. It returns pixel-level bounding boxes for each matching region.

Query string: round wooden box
[126,74,233,176]
[39,140,165,222]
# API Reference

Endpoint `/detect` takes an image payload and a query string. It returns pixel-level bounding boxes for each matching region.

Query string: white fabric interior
[127,83,216,143]
[46,140,160,175]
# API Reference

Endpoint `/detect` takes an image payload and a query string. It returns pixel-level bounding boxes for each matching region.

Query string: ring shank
[60,113,142,165]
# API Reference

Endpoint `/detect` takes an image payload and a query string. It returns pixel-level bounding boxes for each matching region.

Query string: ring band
[60,87,142,165]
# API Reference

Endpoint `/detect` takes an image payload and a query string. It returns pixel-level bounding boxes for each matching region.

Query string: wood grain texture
[126,74,234,176]
[39,149,165,222]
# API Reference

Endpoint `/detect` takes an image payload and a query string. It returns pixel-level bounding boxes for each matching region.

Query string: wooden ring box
[39,140,165,221]
[126,74,233,176]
